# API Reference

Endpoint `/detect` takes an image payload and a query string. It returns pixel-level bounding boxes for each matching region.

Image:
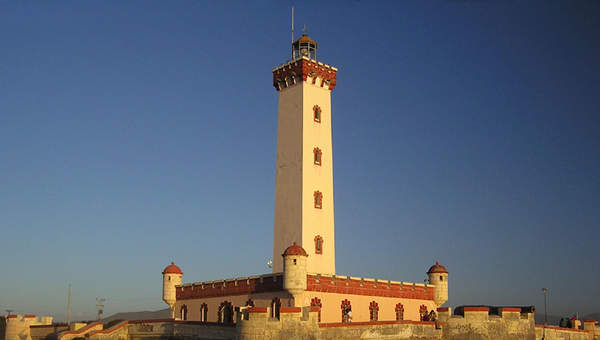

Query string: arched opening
[395,303,404,321]
[369,301,379,321]
[271,298,281,319]
[218,301,233,324]
[313,147,322,165]
[313,105,321,123]
[314,191,323,209]
[341,299,352,323]
[419,305,428,321]
[200,303,208,322]
[314,235,323,254]
[311,297,322,322]
[180,305,188,321]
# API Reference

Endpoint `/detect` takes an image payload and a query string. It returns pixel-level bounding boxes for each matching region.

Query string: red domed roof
[163,262,183,275]
[427,261,448,274]
[282,242,308,257]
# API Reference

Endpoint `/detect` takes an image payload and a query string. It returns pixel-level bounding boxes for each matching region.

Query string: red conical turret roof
[427,261,448,274]
[163,262,183,275]
[282,242,308,257]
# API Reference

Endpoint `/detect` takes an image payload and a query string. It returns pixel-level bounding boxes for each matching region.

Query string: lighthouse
[272,34,338,275]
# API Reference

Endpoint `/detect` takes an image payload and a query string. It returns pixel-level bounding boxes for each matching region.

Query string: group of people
[422,310,437,322]
[558,316,580,329]
[342,306,353,323]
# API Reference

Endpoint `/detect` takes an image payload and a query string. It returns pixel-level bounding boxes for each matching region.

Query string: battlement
[306,273,435,300]
[176,273,284,300]
[272,57,338,91]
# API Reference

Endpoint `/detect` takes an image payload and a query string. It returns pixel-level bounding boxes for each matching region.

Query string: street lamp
[542,288,548,340]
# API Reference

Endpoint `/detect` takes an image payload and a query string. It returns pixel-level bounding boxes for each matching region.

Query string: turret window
[313,148,322,165]
[440,276,443,281]
[313,105,321,123]
[314,191,323,209]
[314,235,323,254]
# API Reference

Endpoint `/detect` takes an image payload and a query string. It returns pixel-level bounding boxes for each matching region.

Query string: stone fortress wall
[172,271,438,323]
[9,308,599,340]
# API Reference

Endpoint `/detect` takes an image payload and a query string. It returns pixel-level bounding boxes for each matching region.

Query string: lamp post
[542,288,548,340]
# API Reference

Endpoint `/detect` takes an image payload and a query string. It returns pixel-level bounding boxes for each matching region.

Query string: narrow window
[180,305,188,321]
[395,303,404,321]
[369,301,379,322]
[419,305,428,321]
[311,298,322,322]
[440,276,443,281]
[314,235,323,254]
[271,298,281,319]
[200,303,208,322]
[313,105,321,123]
[313,147,322,166]
[341,299,352,323]
[314,191,323,209]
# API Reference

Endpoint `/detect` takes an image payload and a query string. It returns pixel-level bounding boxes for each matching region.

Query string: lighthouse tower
[162,262,183,318]
[272,34,338,275]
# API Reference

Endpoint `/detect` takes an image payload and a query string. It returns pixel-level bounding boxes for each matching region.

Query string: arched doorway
[218,301,233,324]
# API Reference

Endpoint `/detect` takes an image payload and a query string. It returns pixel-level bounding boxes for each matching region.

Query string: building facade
[163,34,448,325]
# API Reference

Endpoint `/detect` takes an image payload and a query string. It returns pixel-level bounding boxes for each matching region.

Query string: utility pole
[542,288,548,340]
[67,284,71,326]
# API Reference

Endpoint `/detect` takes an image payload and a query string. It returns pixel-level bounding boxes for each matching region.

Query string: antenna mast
[291,7,294,59]
[96,298,106,321]
[67,283,71,326]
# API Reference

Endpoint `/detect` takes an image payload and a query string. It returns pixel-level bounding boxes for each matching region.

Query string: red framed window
[313,105,321,123]
[313,147,322,166]
[419,304,428,321]
[341,299,352,323]
[314,191,323,209]
[369,301,379,321]
[311,297,322,322]
[314,235,323,254]
[395,303,404,321]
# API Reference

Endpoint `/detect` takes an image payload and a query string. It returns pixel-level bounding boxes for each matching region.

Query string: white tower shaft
[272,56,338,275]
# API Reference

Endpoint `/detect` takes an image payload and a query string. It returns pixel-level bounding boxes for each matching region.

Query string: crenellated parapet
[306,274,435,300]
[176,273,284,300]
[272,57,338,91]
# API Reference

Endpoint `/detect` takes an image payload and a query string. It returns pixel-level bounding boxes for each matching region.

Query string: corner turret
[282,242,308,306]
[427,261,449,306]
[162,262,183,318]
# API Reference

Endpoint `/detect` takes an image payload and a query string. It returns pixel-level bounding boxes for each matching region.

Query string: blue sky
[1,1,598,321]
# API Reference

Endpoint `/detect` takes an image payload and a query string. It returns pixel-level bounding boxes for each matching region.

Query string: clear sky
[1,1,599,321]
